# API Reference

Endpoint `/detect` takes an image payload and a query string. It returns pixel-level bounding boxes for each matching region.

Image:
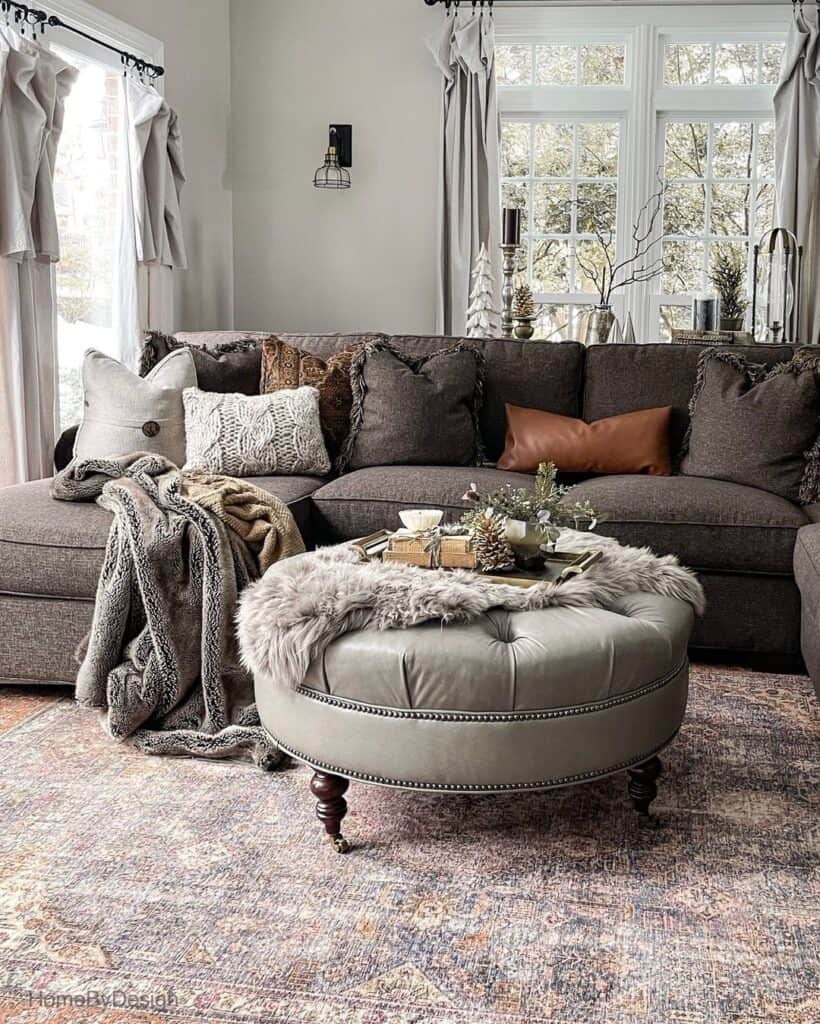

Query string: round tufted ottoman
[255,591,694,852]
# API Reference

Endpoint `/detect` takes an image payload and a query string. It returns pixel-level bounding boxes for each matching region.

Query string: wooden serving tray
[351,531,602,586]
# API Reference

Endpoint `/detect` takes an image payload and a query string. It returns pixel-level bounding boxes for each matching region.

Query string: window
[53,50,122,431]
[501,119,621,340]
[497,43,626,87]
[659,118,775,340]
[664,41,785,86]
[495,8,786,342]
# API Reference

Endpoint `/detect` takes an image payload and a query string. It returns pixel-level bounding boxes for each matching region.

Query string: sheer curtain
[775,6,820,345]
[0,28,77,487]
[429,8,501,336]
[116,75,188,369]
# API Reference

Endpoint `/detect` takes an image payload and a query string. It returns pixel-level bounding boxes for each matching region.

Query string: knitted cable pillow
[183,386,331,477]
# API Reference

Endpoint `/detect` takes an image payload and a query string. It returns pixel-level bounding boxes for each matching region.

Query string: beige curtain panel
[0,27,77,488]
[429,10,501,336]
[775,6,820,345]
[116,77,188,369]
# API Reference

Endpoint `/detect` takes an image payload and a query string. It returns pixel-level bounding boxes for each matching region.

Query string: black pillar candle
[502,207,521,246]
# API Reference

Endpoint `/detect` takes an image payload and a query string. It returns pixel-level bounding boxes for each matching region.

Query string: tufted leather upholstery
[302,593,693,713]
[256,593,694,791]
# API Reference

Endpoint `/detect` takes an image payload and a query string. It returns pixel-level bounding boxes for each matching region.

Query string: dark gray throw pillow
[681,349,820,504]
[140,331,262,394]
[338,340,485,472]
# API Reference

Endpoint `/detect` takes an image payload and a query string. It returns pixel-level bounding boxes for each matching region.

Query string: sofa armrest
[53,424,78,472]
[794,524,820,700]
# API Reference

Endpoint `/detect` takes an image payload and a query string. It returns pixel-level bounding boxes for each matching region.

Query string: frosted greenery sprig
[460,462,602,530]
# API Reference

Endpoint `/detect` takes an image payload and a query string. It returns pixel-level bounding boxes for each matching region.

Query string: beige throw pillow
[182,386,331,477]
[74,348,196,467]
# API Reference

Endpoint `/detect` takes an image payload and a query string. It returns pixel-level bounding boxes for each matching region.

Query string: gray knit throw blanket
[237,532,705,691]
[52,453,304,768]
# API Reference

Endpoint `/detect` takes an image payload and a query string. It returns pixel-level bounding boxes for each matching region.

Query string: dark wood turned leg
[310,771,351,853]
[627,756,662,814]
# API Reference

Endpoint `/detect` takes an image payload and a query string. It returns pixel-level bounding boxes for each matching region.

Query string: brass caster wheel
[331,835,350,854]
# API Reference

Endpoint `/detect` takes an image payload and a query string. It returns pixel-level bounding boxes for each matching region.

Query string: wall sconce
[313,124,352,190]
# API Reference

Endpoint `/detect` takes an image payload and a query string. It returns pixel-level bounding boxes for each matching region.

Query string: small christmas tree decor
[466,243,500,339]
[470,510,515,572]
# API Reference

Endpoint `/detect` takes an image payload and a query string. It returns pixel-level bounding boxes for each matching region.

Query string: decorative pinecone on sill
[470,511,515,572]
[512,284,536,320]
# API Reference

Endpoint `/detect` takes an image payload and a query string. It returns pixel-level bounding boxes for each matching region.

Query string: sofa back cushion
[582,343,798,458]
[340,340,485,470]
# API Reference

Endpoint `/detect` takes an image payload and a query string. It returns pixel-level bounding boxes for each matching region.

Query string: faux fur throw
[51,453,305,767]
[238,531,705,691]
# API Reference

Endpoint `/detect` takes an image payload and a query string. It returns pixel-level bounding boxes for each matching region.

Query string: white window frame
[495,4,787,343]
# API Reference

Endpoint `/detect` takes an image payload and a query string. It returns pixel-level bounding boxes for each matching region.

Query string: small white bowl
[399,509,444,532]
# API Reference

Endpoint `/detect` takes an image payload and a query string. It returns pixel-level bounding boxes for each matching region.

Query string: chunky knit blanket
[237,531,705,692]
[51,453,304,766]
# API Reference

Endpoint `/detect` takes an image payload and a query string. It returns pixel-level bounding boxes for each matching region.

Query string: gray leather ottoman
[255,592,694,852]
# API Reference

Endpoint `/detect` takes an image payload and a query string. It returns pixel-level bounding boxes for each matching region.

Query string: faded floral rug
[0,667,817,1024]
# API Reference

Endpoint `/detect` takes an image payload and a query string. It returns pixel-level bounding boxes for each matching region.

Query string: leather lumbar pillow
[681,349,820,504]
[183,386,331,477]
[260,336,358,462]
[141,331,263,395]
[338,340,485,472]
[497,403,673,476]
[74,347,197,467]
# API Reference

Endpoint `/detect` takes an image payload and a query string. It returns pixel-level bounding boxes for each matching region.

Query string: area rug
[0,666,817,1024]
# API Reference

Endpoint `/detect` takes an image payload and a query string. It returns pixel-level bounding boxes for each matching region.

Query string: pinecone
[513,284,536,319]
[470,511,515,572]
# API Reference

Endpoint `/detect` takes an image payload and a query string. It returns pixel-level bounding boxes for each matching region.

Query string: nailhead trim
[294,658,687,723]
[273,733,679,793]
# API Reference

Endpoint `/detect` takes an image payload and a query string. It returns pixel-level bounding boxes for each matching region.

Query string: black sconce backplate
[330,124,352,168]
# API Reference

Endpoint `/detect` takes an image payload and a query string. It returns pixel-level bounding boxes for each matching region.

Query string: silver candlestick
[500,243,518,339]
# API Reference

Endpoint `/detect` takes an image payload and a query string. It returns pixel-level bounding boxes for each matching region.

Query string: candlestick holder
[500,244,519,339]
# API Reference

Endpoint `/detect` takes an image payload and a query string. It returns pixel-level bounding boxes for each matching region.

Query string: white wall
[91,0,235,330]
[229,0,441,334]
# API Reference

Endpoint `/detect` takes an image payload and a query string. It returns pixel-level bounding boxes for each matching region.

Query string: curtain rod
[0,0,164,78]
[424,1,794,7]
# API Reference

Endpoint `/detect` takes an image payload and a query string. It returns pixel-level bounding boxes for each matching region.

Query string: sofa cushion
[0,476,327,600]
[680,349,820,504]
[312,465,537,541]
[340,341,485,471]
[497,403,672,476]
[142,331,266,394]
[568,475,808,575]
[582,343,797,459]
[260,337,359,460]
[75,348,196,466]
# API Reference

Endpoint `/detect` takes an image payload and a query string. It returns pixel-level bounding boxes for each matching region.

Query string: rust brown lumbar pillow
[497,403,673,476]
[260,336,359,462]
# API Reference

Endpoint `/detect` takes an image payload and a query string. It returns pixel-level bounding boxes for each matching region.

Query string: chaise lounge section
[0,333,816,693]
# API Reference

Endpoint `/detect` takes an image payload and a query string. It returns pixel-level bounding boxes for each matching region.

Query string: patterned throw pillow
[680,349,820,504]
[182,387,331,477]
[260,337,358,461]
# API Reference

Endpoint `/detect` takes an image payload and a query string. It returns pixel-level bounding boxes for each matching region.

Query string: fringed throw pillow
[141,331,263,395]
[260,337,359,462]
[337,340,485,472]
[680,349,820,504]
[183,387,331,477]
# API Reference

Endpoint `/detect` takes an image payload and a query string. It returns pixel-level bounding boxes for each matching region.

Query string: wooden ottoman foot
[627,756,662,814]
[310,771,351,853]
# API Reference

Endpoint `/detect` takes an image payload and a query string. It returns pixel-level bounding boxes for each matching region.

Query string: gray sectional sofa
[1,332,819,695]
